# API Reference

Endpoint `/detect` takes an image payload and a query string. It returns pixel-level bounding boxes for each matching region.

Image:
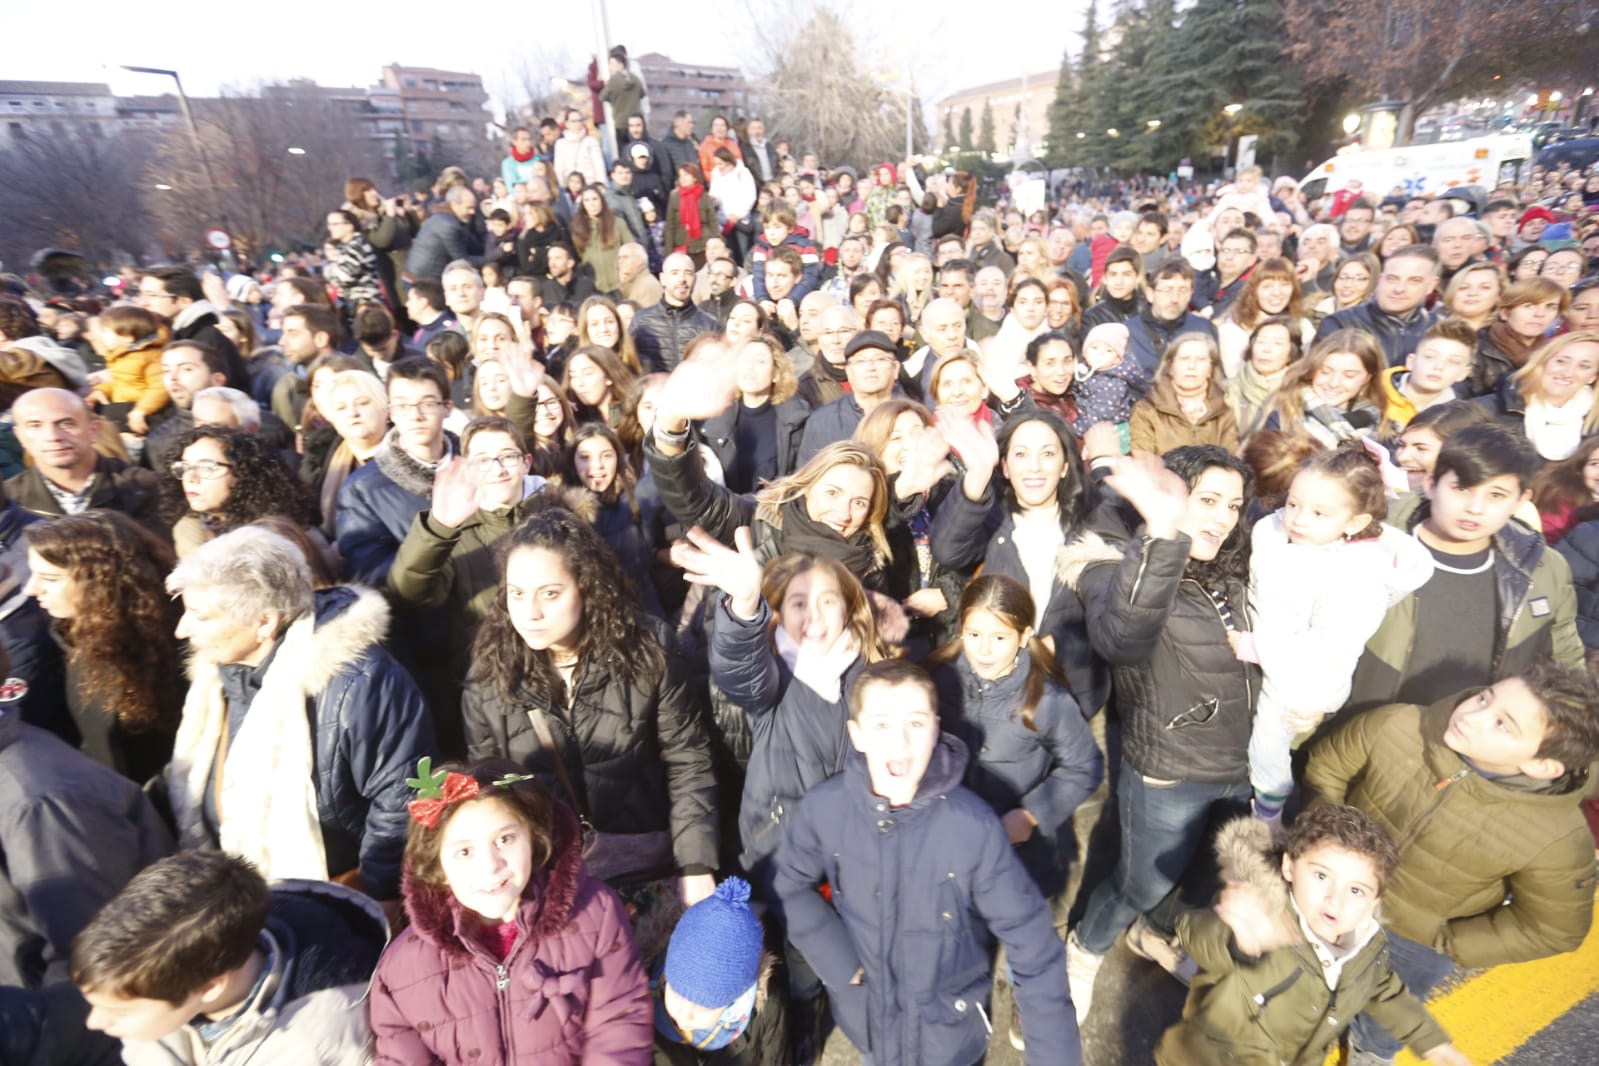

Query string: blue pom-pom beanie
[664,877,763,1008]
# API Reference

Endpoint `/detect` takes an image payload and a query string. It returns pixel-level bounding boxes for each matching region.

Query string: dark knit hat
[664,877,763,1008]
[844,330,896,361]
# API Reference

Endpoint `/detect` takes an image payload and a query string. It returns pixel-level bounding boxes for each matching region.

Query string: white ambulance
[1298,134,1534,202]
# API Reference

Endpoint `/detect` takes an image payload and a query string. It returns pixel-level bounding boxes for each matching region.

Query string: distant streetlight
[123,64,230,236]
[1145,119,1161,130]
[154,183,173,190]
[287,146,306,155]
[1106,128,1120,137]
[1550,91,1563,102]
[1342,113,1362,135]
[1075,131,1086,139]
[1223,103,1243,116]
[1526,94,1540,106]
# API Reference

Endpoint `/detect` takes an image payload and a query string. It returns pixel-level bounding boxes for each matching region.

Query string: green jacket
[1305,698,1596,968]
[599,70,645,123]
[387,484,594,671]
[1160,910,1447,1066]
[1346,493,1583,713]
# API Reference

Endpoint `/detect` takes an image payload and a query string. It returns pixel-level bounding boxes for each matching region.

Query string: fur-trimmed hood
[184,585,393,693]
[1055,528,1125,592]
[400,795,587,961]
[1216,816,1289,910]
[372,427,459,497]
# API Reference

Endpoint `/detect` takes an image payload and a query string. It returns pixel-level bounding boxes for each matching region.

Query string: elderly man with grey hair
[796,304,859,409]
[1296,222,1342,298]
[405,186,483,283]
[1434,214,1482,285]
[616,242,663,308]
[165,526,434,906]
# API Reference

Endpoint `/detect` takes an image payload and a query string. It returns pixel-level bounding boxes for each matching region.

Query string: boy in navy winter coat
[774,659,1080,1066]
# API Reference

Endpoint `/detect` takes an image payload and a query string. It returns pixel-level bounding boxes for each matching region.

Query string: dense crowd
[2,52,1599,1066]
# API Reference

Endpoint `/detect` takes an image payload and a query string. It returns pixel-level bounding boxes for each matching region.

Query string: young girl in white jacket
[1232,443,1433,826]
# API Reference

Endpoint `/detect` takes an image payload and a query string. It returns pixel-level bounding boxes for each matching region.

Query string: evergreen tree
[1075,0,1117,168]
[943,109,957,153]
[959,106,974,151]
[978,99,997,156]
[911,93,932,155]
[1044,49,1079,167]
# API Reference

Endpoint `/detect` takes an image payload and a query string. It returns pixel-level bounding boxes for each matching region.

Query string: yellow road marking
[1317,896,1599,1065]
[1394,895,1599,1064]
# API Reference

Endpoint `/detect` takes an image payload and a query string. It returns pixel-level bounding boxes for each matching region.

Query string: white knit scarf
[167,613,328,880]
[1523,388,1593,461]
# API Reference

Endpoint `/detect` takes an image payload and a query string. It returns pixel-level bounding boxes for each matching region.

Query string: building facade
[380,64,494,155]
[938,71,1059,159]
[633,53,750,124]
[0,81,119,148]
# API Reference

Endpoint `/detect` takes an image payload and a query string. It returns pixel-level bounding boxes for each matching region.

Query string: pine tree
[959,106,974,151]
[911,93,932,155]
[1044,49,1078,167]
[1075,0,1116,168]
[978,99,997,156]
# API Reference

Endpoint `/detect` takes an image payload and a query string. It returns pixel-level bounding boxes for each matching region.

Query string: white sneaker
[1066,931,1105,1024]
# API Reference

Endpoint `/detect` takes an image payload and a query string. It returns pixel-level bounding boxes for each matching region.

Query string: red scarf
[679,182,705,242]
[509,144,534,163]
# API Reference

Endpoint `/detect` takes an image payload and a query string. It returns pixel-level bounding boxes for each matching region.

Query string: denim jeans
[1347,931,1455,1058]
[1074,762,1250,954]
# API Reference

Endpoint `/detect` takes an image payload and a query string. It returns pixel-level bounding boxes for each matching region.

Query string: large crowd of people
[2,56,1599,1066]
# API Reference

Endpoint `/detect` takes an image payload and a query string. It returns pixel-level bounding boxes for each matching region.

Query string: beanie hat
[1083,322,1130,358]
[609,45,628,62]
[664,877,763,1008]
[1519,206,1556,232]
[844,330,896,361]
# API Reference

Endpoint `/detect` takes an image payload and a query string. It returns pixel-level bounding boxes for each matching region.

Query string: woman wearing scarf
[1130,333,1239,454]
[1262,329,1385,447]
[1478,331,1599,461]
[666,162,719,268]
[1472,276,1570,396]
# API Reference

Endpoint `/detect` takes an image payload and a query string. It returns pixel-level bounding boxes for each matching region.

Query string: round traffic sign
[205,228,232,251]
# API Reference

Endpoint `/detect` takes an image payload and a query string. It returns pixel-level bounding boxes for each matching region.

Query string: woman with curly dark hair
[22,511,182,782]
[162,426,318,559]
[557,421,663,617]
[460,507,718,906]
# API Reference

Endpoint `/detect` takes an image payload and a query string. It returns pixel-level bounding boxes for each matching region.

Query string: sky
[10,0,1084,122]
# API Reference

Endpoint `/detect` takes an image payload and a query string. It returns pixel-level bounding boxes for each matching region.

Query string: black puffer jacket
[1069,532,1258,784]
[630,299,719,373]
[1557,516,1599,650]
[461,615,720,873]
[1315,300,1438,368]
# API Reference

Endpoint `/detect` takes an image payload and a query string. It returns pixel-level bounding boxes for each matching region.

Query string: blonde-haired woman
[700,335,811,493]
[890,252,936,329]
[1130,332,1239,453]
[1480,330,1599,461]
[1263,329,1386,446]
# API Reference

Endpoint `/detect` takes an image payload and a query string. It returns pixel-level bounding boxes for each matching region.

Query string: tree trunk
[1395,100,1417,148]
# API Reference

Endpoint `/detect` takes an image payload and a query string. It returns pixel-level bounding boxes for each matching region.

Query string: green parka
[1158,818,1449,1066]
[1305,698,1596,969]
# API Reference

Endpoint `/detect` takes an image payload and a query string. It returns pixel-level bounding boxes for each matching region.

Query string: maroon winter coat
[369,803,653,1065]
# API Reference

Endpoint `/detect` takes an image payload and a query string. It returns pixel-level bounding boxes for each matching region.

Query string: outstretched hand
[1101,452,1189,540]
[502,340,547,399]
[1214,881,1298,957]
[670,526,764,619]
[895,424,955,500]
[430,456,482,530]
[657,343,739,429]
[937,406,999,502]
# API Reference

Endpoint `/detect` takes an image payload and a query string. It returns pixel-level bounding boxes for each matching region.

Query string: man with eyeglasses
[390,415,565,749]
[1202,228,1258,319]
[5,388,164,536]
[696,257,741,324]
[784,291,837,378]
[336,359,457,586]
[797,304,858,409]
[797,330,902,463]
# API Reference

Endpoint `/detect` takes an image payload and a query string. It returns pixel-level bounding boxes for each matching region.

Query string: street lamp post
[122,65,232,243]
